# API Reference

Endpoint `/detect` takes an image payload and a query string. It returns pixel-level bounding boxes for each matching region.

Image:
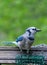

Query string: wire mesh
[15,54,45,65]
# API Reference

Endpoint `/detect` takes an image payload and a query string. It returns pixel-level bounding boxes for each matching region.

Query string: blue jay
[13,27,41,53]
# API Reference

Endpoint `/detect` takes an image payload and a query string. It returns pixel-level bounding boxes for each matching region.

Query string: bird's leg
[20,49,23,52]
[27,49,29,54]
[19,47,23,52]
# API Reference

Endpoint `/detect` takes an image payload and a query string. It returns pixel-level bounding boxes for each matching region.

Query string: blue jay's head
[26,27,41,35]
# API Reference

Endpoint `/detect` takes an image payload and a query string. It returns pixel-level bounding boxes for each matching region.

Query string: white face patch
[29,27,36,34]
[26,27,41,35]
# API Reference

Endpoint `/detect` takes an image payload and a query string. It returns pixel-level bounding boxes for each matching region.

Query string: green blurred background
[0,0,47,46]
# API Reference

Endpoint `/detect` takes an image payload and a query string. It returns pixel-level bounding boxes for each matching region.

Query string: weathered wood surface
[0,46,47,64]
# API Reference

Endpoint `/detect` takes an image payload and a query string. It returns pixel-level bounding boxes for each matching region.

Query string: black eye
[32,28,36,30]
[32,29,35,30]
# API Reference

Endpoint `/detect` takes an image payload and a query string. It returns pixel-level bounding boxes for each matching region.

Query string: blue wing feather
[16,36,23,42]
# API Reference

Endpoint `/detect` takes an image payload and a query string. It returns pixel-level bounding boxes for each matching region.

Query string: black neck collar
[27,30,31,36]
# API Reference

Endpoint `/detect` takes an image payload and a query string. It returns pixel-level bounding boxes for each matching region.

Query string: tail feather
[3,41,18,46]
[12,41,18,46]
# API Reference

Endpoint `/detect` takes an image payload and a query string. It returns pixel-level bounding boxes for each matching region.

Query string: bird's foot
[27,50,30,54]
[20,49,23,52]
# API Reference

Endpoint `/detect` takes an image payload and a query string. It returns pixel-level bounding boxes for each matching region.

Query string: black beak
[36,29,41,32]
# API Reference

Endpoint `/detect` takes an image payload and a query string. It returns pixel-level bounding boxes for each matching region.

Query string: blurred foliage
[0,0,47,45]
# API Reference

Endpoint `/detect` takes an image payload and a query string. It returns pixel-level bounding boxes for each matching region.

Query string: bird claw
[20,49,23,52]
[27,50,29,54]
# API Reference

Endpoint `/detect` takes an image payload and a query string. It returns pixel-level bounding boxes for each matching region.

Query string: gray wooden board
[0,46,47,64]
